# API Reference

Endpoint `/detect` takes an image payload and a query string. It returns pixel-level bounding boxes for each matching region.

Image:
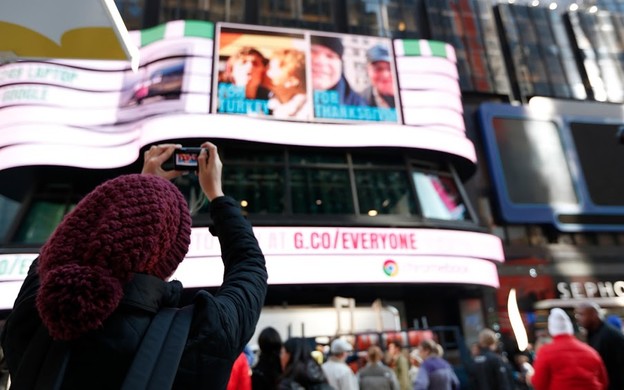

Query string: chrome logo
[383,260,398,277]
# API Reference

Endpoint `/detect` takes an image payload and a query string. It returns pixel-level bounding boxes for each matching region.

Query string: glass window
[161,0,245,23]
[385,0,422,38]
[351,152,404,166]
[289,150,347,165]
[0,195,21,243]
[259,0,334,30]
[291,169,354,214]
[492,118,577,205]
[413,171,469,221]
[347,0,386,36]
[347,0,422,38]
[224,148,284,164]
[13,200,71,244]
[356,170,416,216]
[116,0,144,30]
[223,166,286,214]
[172,174,209,215]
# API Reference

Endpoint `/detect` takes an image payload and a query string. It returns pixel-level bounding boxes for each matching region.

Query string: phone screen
[166,147,203,171]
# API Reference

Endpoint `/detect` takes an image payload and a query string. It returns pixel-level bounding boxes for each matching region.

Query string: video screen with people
[213,24,400,124]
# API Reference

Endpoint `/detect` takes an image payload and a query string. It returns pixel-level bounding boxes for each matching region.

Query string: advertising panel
[479,99,624,231]
[213,23,400,123]
[0,20,476,172]
[0,226,504,309]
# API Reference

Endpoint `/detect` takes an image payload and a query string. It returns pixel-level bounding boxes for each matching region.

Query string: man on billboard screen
[310,33,399,123]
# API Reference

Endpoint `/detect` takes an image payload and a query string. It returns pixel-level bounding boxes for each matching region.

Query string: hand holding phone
[142,144,184,180]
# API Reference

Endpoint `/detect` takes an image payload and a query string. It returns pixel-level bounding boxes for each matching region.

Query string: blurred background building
[3,0,624,384]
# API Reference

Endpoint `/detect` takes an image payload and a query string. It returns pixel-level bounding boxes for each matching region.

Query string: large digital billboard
[0,20,475,172]
[478,99,624,231]
[213,23,400,124]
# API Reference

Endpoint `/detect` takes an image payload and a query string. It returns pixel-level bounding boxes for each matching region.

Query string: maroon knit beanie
[36,174,192,340]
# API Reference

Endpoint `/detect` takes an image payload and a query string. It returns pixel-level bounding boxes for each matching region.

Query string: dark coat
[0,196,268,390]
[334,77,367,107]
[587,322,624,390]
[278,360,332,390]
[471,348,513,390]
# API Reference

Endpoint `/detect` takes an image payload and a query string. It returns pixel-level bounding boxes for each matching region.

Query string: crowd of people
[221,325,459,390]
[467,302,624,390]
[221,300,624,390]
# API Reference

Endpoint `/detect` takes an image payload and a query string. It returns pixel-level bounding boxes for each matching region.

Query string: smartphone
[163,147,203,171]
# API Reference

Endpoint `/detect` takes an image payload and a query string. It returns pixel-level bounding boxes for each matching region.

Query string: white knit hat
[548,308,574,336]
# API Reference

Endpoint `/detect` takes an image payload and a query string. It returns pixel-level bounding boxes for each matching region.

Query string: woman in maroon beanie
[0,142,268,389]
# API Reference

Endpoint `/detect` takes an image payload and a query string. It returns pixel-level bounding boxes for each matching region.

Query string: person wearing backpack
[0,142,268,390]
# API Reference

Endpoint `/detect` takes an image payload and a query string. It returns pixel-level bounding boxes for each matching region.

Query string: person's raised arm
[195,141,267,352]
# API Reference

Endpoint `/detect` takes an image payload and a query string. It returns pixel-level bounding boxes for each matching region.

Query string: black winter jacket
[0,196,268,390]
[587,322,624,390]
[470,348,513,390]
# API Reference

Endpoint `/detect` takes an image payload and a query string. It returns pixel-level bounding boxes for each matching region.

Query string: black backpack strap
[121,304,194,390]
[10,325,70,390]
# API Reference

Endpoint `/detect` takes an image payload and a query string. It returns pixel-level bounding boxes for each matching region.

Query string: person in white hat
[531,308,608,390]
[322,338,359,390]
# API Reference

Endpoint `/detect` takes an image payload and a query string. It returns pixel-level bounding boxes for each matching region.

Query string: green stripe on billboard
[428,41,448,58]
[141,24,167,47]
[401,40,421,56]
[398,39,450,59]
[185,20,214,39]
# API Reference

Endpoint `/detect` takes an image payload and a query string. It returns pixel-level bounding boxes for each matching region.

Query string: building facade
[3,0,624,371]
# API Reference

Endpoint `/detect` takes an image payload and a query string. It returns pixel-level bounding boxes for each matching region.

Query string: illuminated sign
[0,227,503,309]
[212,24,400,124]
[0,20,475,172]
[557,281,624,299]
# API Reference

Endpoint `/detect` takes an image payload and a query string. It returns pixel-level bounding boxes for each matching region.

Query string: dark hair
[310,35,344,57]
[281,338,318,381]
[259,326,282,355]
[253,327,283,388]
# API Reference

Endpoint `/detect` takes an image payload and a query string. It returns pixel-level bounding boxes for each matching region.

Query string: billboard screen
[0,20,476,172]
[213,24,400,124]
[479,101,624,231]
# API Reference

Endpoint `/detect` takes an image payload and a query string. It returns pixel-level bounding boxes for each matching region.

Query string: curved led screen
[0,20,475,172]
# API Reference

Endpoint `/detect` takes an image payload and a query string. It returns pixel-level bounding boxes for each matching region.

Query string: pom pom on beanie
[37,264,123,341]
[36,174,192,340]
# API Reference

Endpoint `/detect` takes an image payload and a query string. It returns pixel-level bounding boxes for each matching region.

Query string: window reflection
[291,168,354,214]
[5,146,476,244]
[14,201,72,244]
[0,195,20,243]
[223,166,285,214]
[347,0,422,38]
[356,170,416,216]
[413,171,469,221]
[259,0,334,30]
[115,0,144,30]
[161,0,245,23]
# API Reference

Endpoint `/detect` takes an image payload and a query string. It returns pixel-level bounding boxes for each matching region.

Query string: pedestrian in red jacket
[531,308,608,390]
[228,352,252,390]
